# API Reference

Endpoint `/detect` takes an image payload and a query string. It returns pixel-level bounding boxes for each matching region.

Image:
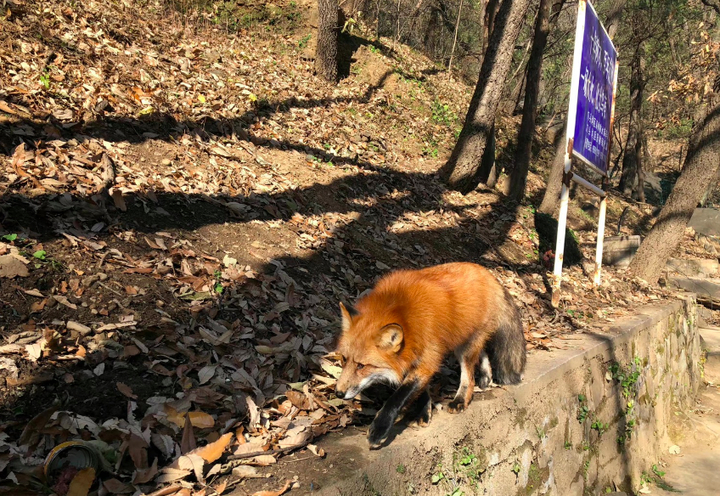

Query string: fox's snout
[335,384,346,398]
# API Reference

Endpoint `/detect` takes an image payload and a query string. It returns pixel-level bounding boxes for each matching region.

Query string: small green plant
[591,419,609,436]
[369,44,380,54]
[564,441,572,450]
[652,464,665,478]
[298,33,311,48]
[33,250,47,261]
[577,394,590,423]
[431,471,445,484]
[610,358,643,445]
[511,461,521,475]
[423,146,440,158]
[396,464,406,474]
[535,425,546,440]
[2,233,18,242]
[40,71,50,89]
[431,99,456,126]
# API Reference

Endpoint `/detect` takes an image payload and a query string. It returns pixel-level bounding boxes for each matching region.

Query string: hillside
[0,0,712,494]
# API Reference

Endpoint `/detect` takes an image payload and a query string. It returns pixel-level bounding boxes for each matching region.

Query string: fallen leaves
[0,254,29,278]
[251,480,292,496]
[67,468,96,496]
[0,0,700,495]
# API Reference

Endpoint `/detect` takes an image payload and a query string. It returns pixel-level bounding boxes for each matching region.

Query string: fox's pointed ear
[339,302,357,333]
[376,324,403,353]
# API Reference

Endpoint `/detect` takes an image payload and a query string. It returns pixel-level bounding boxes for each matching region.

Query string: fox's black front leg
[368,380,421,448]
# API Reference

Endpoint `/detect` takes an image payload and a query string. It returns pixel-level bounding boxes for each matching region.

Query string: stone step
[666,258,720,278]
[700,326,720,384]
[668,277,720,303]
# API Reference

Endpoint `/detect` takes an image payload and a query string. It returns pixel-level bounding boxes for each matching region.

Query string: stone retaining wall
[316,297,702,496]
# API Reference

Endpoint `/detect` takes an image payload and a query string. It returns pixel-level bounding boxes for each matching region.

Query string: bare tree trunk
[376,0,381,40]
[637,133,647,202]
[439,0,532,193]
[447,0,464,75]
[503,38,532,113]
[316,0,339,82]
[627,99,720,284]
[538,136,567,214]
[619,45,646,198]
[508,0,560,201]
[396,0,402,46]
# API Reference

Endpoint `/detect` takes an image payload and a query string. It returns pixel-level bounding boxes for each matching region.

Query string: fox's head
[334,302,403,400]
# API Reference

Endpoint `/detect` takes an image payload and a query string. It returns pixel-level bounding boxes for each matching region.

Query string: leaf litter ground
[0,0,714,495]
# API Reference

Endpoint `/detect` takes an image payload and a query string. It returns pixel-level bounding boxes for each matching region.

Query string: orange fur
[336,262,525,410]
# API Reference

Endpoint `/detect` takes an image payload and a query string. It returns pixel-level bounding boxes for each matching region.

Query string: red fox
[335,262,526,448]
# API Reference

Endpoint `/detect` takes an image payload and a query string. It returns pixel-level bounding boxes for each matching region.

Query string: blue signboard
[571,0,617,175]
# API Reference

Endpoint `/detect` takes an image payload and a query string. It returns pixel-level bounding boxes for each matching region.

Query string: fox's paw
[415,403,432,427]
[368,417,393,448]
[447,398,467,414]
[478,374,491,390]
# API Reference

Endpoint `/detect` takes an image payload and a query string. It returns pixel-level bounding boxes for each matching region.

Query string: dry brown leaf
[187,411,215,428]
[0,255,29,278]
[212,481,228,494]
[171,453,205,483]
[67,467,96,496]
[112,190,127,211]
[285,390,311,410]
[187,432,233,463]
[249,454,277,466]
[181,413,196,454]
[103,478,134,494]
[30,298,47,313]
[117,382,138,399]
[155,467,192,483]
[132,458,158,484]
[18,405,57,446]
[25,343,42,361]
[128,433,149,470]
[251,480,291,496]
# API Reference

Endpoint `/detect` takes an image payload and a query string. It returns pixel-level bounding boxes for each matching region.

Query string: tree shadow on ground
[0,101,557,443]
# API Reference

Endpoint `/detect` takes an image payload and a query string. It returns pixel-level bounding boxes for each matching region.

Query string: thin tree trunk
[447,0,464,75]
[508,0,559,201]
[439,0,532,193]
[376,0,381,40]
[503,38,532,113]
[538,136,567,214]
[619,45,646,198]
[627,99,720,284]
[396,0,402,46]
[316,0,339,82]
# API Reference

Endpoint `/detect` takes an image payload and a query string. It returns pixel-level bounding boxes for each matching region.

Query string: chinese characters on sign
[572,1,618,175]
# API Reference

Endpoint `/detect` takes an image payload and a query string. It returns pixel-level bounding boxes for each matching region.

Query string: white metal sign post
[551,0,618,307]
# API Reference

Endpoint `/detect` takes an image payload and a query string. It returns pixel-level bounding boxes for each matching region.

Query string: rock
[689,208,720,236]
[602,235,642,267]
[666,258,719,277]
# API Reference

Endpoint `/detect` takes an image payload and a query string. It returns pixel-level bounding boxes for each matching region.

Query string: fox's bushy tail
[486,288,526,384]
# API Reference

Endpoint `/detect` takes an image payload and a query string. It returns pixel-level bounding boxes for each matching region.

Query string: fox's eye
[356,363,365,370]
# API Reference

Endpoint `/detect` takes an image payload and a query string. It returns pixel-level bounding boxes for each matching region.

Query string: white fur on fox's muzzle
[341,370,400,400]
